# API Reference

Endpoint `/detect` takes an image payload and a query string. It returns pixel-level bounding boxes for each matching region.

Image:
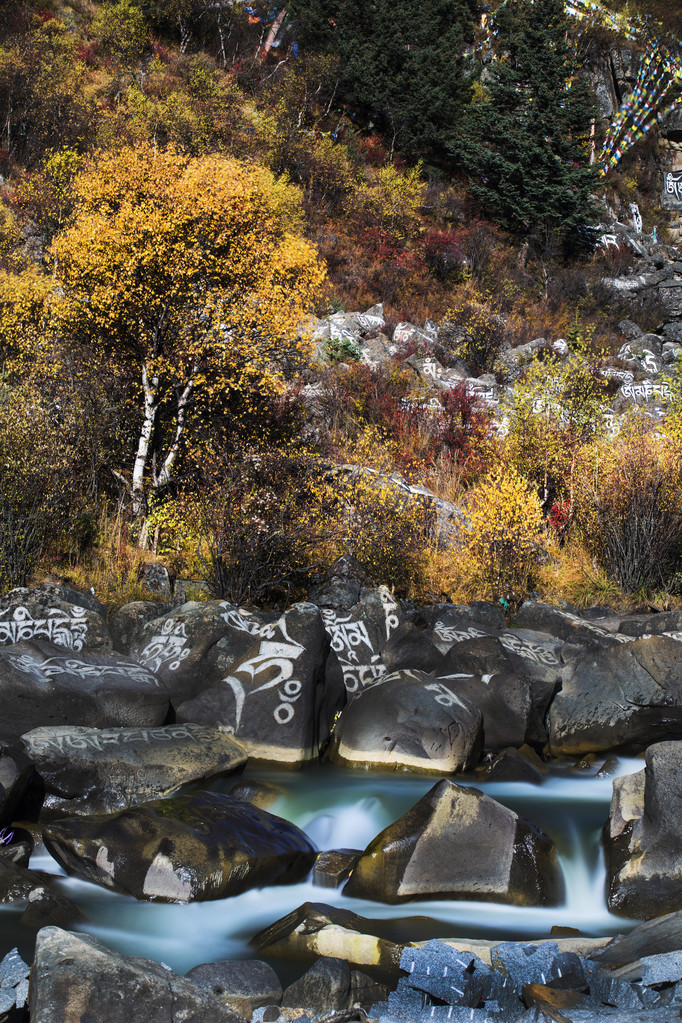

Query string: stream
[0,756,644,977]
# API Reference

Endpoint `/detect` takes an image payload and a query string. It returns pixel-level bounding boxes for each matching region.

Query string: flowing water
[0,757,645,975]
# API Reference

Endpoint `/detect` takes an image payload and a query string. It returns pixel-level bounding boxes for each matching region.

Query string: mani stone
[604,741,682,919]
[21,723,248,815]
[42,790,316,903]
[434,671,535,751]
[548,637,682,756]
[29,926,248,1023]
[512,600,630,648]
[0,640,169,744]
[0,587,112,653]
[327,669,482,773]
[343,779,564,906]
[185,960,282,1011]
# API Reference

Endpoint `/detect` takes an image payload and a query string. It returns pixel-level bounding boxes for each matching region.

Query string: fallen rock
[186,960,282,1011]
[326,669,482,773]
[604,741,682,918]
[548,637,682,755]
[21,723,247,815]
[43,790,316,902]
[343,779,564,906]
[30,926,248,1023]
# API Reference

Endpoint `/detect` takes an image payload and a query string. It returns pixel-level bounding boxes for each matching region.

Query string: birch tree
[50,144,325,516]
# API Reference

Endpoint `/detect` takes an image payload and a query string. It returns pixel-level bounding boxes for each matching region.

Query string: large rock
[282,956,351,1012]
[43,790,316,902]
[0,744,33,824]
[21,723,247,815]
[435,671,535,751]
[185,959,282,1010]
[327,669,482,773]
[29,926,248,1023]
[108,600,173,654]
[0,588,111,653]
[343,779,564,906]
[512,601,632,648]
[548,636,682,755]
[134,601,344,764]
[251,902,405,976]
[0,640,169,743]
[605,742,682,919]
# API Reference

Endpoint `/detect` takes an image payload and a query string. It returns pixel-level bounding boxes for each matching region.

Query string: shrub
[461,464,545,605]
[573,425,682,593]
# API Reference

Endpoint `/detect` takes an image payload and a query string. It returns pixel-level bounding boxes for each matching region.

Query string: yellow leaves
[462,464,545,600]
[0,268,53,376]
[349,160,425,240]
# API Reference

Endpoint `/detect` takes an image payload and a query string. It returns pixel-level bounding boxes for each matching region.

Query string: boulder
[476,745,548,786]
[30,926,248,1023]
[327,669,482,773]
[108,600,173,654]
[21,723,247,815]
[186,960,282,1011]
[435,671,534,751]
[343,778,564,906]
[512,601,632,649]
[0,588,111,653]
[251,903,404,977]
[0,640,169,743]
[617,610,682,640]
[605,741,682,919]
[35,583,107,619]
[312,849,361,889]
[282,957,351,1012]
[548,636,682,755]
[0,744,33,825]
[135,601,344,764]
[43,790,316,902]
[0,859,84,930]
[307,555,373,611]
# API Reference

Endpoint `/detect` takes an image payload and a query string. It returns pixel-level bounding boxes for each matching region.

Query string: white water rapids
[2,757,644,974]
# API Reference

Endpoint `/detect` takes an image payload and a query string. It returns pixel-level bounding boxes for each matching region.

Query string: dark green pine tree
[457,0,598,246]
[286,0,475,159]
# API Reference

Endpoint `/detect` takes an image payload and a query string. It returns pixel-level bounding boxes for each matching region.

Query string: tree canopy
[457,0,598,246]
[49,145,325,513]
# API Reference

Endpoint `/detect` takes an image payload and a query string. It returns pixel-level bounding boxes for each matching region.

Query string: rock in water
[30,926,248,1023]
[0,640,169,743]
[43,790,316,902]
[327,669,481,773]
[21,723,247,815]
[186,959,282,1011]
[548,636,682,755]
[343,779,564,906]
[605,740,682,918]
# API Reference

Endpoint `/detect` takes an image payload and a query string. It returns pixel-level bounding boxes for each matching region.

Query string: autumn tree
[50,145,325,517]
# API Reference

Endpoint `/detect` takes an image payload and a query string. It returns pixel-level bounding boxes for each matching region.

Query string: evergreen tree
[457,0,598,246]
[286,0,475,159]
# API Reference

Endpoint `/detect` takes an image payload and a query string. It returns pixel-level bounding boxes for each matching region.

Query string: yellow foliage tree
[49,145,326,515]
[462,464,545,603]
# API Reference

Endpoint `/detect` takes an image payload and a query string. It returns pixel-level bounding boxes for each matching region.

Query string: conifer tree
[457,0,598,246]
[286,0,474,158]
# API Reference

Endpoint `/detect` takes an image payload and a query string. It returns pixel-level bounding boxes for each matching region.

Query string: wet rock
[251,903,404,976]
[43,790,316,902]
[186,960,282,1011]
[282,957,351,1012]
[0,588,111,653]
[349,970,388,1009]
[143,602,344,765]
[327,669,482,773]
[228,779,283,809]
[312,850,361,889]
[0,640,169,744]
[476,745,548,785]
[21,723,247,815]
[435,670,535,751]
[343,779,564,906]
[604,741,682,918]
[512,601,631,648]
[30,926,248,1023]
[593,908,682,967]
[0,859,83,930]
[0,745,33,825]
[548,637,682,755]
[108,600,173,654]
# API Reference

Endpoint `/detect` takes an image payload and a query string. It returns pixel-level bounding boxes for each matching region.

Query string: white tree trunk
[156,369,197,489]
[131,362,159,517]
